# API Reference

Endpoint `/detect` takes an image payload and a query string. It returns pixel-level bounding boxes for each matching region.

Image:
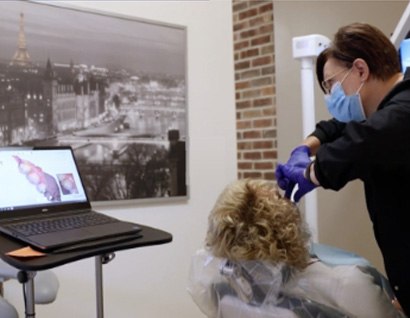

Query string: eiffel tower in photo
[10,12,32,67]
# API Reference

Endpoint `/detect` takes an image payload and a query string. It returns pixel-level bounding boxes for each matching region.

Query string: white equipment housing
[292,34,330,242]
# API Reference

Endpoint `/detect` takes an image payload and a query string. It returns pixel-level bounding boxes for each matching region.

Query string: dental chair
[188,243,406,318]
[0,259,59,318]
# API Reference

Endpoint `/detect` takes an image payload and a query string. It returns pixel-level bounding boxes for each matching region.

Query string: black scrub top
[310,72,410,308]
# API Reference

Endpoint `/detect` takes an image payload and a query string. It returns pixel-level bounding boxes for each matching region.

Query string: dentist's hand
[275,145,316,202]
[276,145,310,191]
[277,162,317,202]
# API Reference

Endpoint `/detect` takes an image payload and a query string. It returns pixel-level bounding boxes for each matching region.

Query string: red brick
[233,1,248,12]
[252,55,272,67]
[234,40,249,51]
[253,97,273,107]
[236,81,250,90]
[238,161,253,169]
[259,2,273,14]
[243,130,261,139]
[241,48,259,59]
[253,140,273,149]
[234,21,249,32]
[237,141,253,150]
[264,172,276,180]
[263,150,277,159]
[261,45,274,55]
[261,65,275,75]
[259,24,274,34]
[254,118,273,128]
[239,69,261,80]
[251,35,272,46]
[263,129,277,138]
[260,86,274,96]
[237,120,252,130]
[240,29,257,40]
[243,171,262,178]
[244,152,262,160]
[262,107,275,116]
[236,100,251,109]
[242,89,261,99]
[249,16,265,27]
[243,109,262,118]
[235,60,251,70]
[250,76,272,87]
[249,1,266,8]
[238,8,258,20]
[255,161,274,170]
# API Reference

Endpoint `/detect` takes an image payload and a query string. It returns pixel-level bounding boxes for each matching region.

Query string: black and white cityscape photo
[0,2,187,201]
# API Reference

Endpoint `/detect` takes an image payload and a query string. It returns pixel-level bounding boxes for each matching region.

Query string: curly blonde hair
[206,179,310,270]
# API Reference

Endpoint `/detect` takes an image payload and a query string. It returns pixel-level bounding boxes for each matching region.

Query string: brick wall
[232,0,276,180]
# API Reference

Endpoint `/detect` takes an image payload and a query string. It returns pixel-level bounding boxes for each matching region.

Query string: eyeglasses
[321,68,351,94]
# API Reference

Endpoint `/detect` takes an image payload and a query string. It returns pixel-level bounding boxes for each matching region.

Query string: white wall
[4,1,236,317]
[5,1,408,317]
[274,1,408,271]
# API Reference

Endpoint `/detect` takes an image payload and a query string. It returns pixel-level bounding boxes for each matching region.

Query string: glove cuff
[291,145,311,157]
[304,160,315,183]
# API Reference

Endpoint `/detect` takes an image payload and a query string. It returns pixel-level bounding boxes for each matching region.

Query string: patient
[188,179,404,318]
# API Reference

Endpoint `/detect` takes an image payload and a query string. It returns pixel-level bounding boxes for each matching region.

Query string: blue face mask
[324,81,366,123]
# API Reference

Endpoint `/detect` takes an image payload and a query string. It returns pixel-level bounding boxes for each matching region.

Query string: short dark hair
[316,23,401,93]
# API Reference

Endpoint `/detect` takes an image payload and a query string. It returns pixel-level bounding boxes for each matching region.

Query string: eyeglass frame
[321,68,352,94]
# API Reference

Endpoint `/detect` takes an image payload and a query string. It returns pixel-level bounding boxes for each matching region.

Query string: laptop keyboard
[6,213,117,237]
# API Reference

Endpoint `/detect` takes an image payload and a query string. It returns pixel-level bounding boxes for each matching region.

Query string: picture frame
[0,1,188,202]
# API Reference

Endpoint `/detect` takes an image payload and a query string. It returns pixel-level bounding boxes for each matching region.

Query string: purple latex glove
[275,145,310,191]
[275,145,316,202]
[277,162,317,202]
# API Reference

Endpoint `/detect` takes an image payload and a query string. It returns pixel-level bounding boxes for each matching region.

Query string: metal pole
[18,271,36,318]
[95,253,115,318]
[95,255,104,318]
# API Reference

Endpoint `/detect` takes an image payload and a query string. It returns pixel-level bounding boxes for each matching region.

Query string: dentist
[276,22,410,315]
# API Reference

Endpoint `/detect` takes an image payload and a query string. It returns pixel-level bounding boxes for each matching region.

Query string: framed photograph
[0,1,188,202]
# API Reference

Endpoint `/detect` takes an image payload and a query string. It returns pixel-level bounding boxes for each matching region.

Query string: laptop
[0,146,142,252]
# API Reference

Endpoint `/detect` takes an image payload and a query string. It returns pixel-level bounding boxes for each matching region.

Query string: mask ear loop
[355,81,365,94]
[340,67,353,84]
[356,80,366,119]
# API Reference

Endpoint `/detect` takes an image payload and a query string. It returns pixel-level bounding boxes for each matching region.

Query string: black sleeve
[310,118,346,144]
[314,95,410,190]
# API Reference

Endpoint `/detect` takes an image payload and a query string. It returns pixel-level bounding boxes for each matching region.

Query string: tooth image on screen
[13,155,61,202]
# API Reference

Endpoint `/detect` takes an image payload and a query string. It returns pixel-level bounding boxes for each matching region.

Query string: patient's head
[206,179,310,270]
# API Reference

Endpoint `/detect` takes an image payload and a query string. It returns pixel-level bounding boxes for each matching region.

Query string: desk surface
[0,224,172,271]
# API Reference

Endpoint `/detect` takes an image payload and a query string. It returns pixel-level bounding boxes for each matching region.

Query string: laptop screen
[0,147,89,213]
